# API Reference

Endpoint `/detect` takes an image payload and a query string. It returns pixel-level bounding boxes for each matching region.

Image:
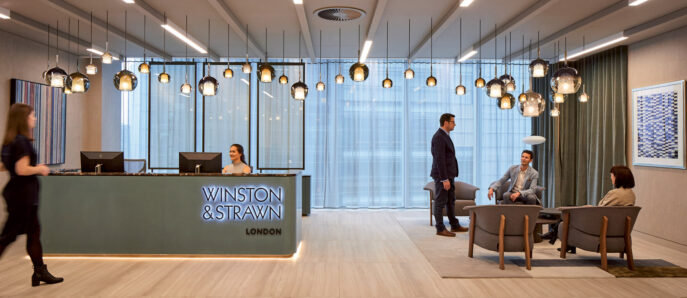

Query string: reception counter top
[39,173,302,257]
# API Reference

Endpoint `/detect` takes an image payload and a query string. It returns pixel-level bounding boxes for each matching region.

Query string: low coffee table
[534,208,561,243]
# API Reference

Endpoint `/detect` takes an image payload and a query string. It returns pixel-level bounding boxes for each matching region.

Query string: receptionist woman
[222,144,251,174]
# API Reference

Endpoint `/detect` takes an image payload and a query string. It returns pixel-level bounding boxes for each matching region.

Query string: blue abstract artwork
[632,81,685,169]
[636,91,679,159]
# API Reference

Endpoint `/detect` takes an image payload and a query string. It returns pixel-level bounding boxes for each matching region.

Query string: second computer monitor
[80,151,125,173]
[179,152,222,173]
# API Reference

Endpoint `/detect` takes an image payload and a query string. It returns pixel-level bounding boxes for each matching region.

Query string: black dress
[1,134,40,237]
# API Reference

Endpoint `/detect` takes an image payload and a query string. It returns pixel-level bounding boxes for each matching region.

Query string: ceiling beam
[410,0,462,60]
[506,0,629,60]
[121,0,220,61]
[623,5,687,36]
[293,2,316,62]
[456,0,556,61]
[10,11,103,59]
[42,0,172,61]
[206,0,264,59]
[362,0,388,61]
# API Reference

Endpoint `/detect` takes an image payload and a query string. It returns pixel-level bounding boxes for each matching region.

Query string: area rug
[395,214,676,279]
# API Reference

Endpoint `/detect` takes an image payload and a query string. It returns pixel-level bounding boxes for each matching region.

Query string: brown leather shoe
[436,229,456,237]
[450,226,469,232]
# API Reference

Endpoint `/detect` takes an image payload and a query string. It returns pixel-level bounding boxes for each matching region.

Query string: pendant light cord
[46,24,50,67]
[207,19,211,73]
[478,19,481,76]
[143,15,146,61]
[76,19,80,68]
[67,18,70,73]
[55,20,59,66]
[430,18,433,75]
[89,12,93,62]
[298,30,302,79]
[407,19,410,67]
[227,23,230,66]
[245,24,249,61]
[493,24,497,75]
[318,30,321,81]
[459,17,462,83]
[163,12,166,71]
[385,21,388,77]
[124,11,127,68]
[185,15,189,82]
[338,28,341,73]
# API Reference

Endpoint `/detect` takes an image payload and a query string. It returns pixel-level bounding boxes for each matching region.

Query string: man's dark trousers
[434,178,459,233]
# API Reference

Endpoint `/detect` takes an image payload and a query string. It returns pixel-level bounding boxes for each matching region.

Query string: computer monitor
[179,152,222,174]
[80,151,125,173]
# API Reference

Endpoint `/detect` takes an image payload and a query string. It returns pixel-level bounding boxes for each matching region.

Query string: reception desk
[38,173,302,257]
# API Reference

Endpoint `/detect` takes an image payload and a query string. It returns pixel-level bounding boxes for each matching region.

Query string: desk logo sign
[201,185,283,222]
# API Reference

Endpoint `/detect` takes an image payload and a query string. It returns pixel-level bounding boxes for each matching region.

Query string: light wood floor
[1,209,686,297]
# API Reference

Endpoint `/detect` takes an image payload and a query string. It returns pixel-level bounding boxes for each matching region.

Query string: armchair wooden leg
[600,216,609,271]
[499,214,506,270]
[468,212,476,258]
[523,214,531,270]
[560,212,570,259]
[625,216,635,270]
[619,252,624,259]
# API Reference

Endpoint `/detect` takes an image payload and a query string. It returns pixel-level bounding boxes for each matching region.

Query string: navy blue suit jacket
[430,128,459,181]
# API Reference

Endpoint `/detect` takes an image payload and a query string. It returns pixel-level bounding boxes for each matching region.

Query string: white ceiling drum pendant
[523,135,546,145]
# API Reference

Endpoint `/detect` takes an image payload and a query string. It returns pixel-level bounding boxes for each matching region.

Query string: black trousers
[433,179,459,232]
[0,200,44,267]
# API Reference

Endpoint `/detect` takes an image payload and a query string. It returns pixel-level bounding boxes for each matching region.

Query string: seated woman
[221,144,251,174]
[543,165,636,252]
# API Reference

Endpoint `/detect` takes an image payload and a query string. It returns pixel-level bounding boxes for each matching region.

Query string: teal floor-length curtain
[533,46,628,207]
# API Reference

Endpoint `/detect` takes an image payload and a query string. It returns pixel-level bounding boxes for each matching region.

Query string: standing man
[430,113,468,237]
[487,150,539,205]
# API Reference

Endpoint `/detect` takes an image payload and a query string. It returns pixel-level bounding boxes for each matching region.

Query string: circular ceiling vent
[314,7,366,22]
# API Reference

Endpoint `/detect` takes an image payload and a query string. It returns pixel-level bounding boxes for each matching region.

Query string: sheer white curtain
[304,59,532,207]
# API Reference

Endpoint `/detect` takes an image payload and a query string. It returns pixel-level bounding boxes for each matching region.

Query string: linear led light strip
[359,40,373,63]
[162,21,208,54]
[0,6,10,19]
[86,47,120,60]
[561,32,627,61]
[459,0,474,7]
[458,47,478,62]
[629,0,649,6]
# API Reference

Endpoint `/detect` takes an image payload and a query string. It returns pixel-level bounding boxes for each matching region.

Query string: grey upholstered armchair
[558,206,641,270]
[424,181,478,226]
[464,205,542,270]
[492,179,544,205]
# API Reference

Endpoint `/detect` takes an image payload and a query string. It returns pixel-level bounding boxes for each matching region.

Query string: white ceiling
[0,0,686,61]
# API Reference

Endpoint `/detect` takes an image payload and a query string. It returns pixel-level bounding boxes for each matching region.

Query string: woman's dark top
[1,135,39,206]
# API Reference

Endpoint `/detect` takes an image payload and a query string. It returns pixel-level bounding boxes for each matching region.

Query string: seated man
[487,150,539,205]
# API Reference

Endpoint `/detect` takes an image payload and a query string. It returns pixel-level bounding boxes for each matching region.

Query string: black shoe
[540,231,554,240]
[32,264,64,287]
[557,246,577,254]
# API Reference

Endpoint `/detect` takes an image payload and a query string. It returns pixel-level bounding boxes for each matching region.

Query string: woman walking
[0,103,63,286]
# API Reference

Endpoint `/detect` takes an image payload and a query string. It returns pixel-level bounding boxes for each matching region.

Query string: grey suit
[490,165,539,205]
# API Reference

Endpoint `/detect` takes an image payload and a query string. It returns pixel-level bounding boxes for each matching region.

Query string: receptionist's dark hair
[231,144,246,164]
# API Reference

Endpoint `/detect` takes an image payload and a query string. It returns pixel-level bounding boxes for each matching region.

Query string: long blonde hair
[3,103,34,145]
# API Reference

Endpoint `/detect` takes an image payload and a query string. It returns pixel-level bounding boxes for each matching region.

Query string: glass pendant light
[382,22,392,89]
[242,24,252,74]
[499,93,515,109]
[279,30,288,84]
[551,37,582,94]
[519,40,545,117]
[316,30,325,91]
[258,28,275,83]
[550,105,560,117]
[198,19,219,96]
[529,31,548,78]
[85,12,97,75]
[224,23,234,79]
[42,24,50,80]
[180,16,192,94]
[349,25,369,82]
[291,31,308,100]
[455,18,465,95]
[114,11,137,91]
[138,15,150,74]
[474,19,485,88]
[426,18,436,87]
[67,19,90,93]
[102,11,113,64]
[553,92,565,103]
[517,36,527,103]
[158,13,170,84]
[486,24,505,98]
[335,28,344,84]
[404,19,414,79]
[578,37,589,103]
[46,20,67,88]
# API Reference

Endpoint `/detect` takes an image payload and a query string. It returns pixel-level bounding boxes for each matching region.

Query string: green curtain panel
[533,46,627,207]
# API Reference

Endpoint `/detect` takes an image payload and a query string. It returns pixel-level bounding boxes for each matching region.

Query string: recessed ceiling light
[293,0,303,4]
[459,0,474,7]
[122,0,135,3]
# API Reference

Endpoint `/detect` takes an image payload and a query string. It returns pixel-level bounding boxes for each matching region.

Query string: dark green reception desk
[38,173,302,257]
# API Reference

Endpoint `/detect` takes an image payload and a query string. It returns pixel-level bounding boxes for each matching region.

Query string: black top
[1,135,39,205]
[430,128,459,182]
